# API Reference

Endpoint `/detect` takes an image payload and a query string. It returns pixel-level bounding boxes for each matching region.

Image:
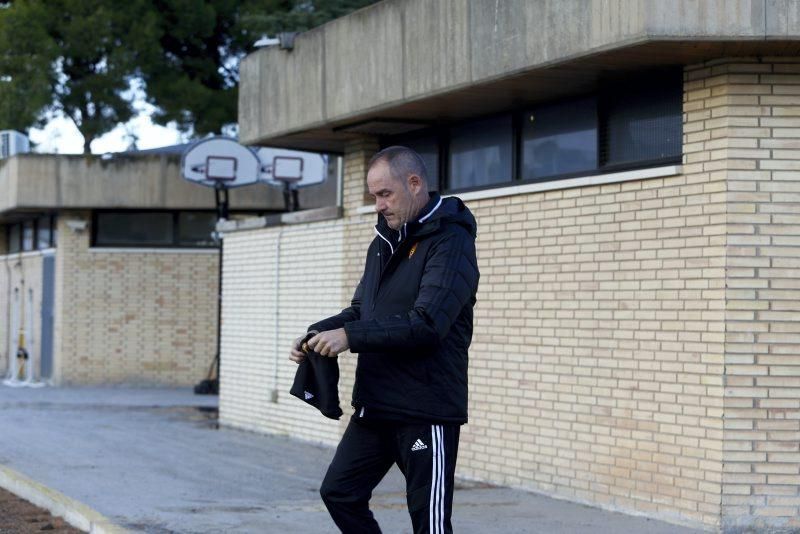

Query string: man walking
[290,146,479,534]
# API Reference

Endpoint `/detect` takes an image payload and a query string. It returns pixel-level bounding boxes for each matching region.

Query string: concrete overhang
[0,154,336,221]
[239,0,800,152]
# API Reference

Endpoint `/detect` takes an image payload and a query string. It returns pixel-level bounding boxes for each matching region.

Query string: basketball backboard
[181,137,261,188]
[256,147,328,188]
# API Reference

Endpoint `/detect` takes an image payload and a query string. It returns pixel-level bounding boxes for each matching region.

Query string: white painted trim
[88,247,219,254]
[457,165,682,202]
[0,248,56,260]
[354,165,681,213]
[356,204,376,215]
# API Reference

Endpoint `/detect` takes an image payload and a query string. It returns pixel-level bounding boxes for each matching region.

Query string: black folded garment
[289,332,343,420]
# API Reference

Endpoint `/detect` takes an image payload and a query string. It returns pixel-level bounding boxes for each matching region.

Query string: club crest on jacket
[408,242,418,259]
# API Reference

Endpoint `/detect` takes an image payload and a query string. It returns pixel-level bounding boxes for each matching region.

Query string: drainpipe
[5,253,23,382]
[271,228,284,403]
[268,216,365,404]
[336,156,343,210]
[3,257,12,379]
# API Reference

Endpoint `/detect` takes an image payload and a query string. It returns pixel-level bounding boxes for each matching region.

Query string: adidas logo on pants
[411,439,428,451]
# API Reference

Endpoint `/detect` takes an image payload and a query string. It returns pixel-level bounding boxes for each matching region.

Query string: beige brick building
[220,1,800,532]
[0,152,335,386]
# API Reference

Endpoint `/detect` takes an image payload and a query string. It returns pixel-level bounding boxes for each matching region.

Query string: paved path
[0,387,707,533]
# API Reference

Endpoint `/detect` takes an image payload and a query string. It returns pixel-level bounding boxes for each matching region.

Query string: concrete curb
[0,464,131,534]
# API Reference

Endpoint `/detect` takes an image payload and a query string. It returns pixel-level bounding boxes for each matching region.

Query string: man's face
[367,160,415,230]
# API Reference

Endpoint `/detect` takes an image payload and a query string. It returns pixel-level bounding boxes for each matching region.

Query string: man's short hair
[368,146,429,185]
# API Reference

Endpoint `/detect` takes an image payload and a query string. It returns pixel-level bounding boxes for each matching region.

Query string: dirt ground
[0,487,84,533]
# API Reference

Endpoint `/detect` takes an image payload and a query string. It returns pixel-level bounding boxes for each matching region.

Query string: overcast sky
[24,84,186,154]
[28,113,184,154]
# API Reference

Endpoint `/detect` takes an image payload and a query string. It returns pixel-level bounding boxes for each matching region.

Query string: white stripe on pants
[430,425,444,534]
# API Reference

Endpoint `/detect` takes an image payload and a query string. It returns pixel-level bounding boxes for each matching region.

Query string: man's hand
[308,328,349,357]
[289,335,307,364]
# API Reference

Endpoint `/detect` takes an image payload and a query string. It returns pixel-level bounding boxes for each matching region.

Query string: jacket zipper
[372,226,401,310]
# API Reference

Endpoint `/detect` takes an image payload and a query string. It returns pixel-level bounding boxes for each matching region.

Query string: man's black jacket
[309,193,479,424]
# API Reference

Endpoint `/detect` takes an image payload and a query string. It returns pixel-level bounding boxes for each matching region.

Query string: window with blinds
[379,68,682,193]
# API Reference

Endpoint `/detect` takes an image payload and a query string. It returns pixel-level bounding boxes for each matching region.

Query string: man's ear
[407,173,423,194]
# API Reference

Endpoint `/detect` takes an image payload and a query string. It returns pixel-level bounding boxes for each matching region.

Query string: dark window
[600,74,682,168]
[6,218,54,252]
[522,97,598,180]
[7,223,20,253]
[93,211,221,248]
[95,212,174,246]
[21,221,34,251]
[448,114,513,191]
[36,215,53,249]
[375,70,681,194]
[378,135,440,191]
[404,135,439,191]
[177,212,217,247]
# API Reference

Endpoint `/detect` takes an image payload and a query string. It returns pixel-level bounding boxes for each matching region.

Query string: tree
[0,1,54,134]
[0,0,379,153]
[0,0,159,153]
[140,0,247,138]
[142,0,379,138]
[239,0,380,37]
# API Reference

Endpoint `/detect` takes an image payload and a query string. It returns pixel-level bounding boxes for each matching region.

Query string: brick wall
[0,227,6,374]
[219,138,381,442]
[221,146,725,530]
[219,61,800,531]
[219,221,349,443]
[693,58,800,533]
[456,108,729,525]
[53,211,219,385]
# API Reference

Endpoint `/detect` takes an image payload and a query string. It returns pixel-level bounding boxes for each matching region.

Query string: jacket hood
[417,193,477,239]
[376,193,477,244]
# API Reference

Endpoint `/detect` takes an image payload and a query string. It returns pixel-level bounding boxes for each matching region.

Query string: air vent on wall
[0,130,30,159]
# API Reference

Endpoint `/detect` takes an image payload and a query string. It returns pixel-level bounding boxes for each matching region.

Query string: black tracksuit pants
[320,416,460,534]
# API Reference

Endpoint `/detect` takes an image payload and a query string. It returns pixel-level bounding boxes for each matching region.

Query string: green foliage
[0,0,379,152]
[0,0,158,153]
[0,0,57,133]
[238,0,378,37]
[141,0,244,136]
[143,0,379,137]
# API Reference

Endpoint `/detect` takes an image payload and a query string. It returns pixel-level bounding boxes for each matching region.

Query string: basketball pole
[214,182,230,220]
[181,137,326,394]
[281,182,300,212]
[195,183,228,395]
[181,137,263,395]
[213,182,228,389]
